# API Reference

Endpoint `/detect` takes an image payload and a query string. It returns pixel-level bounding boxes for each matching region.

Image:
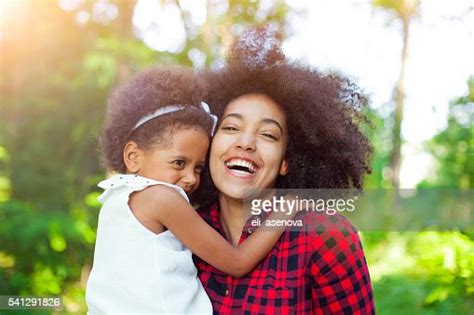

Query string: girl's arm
[140,185,288,278]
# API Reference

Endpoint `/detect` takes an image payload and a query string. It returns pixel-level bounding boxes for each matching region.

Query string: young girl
[85,66,288,314]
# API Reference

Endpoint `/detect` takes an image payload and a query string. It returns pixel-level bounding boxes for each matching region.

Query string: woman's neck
[218,194,249,246]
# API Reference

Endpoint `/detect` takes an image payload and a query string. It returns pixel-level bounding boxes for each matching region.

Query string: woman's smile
[224,156,261,178]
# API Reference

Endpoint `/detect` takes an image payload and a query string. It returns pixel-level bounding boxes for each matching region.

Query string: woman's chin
[217,184,254,201]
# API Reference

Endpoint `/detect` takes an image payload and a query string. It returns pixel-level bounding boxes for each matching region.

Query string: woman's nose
[235,132,256,152]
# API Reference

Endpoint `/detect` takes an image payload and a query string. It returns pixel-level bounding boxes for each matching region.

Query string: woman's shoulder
[299,211,359,236]
[289,211,364,255]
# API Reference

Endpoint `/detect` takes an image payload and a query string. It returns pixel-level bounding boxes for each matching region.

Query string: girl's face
[128,128,209,195]
[209,93,288,200]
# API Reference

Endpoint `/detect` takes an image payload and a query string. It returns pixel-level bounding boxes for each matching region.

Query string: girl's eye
[195,165,204,174]
[173,160,185,168]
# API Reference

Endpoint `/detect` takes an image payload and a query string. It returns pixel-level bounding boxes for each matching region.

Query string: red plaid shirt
[194,203,376,315]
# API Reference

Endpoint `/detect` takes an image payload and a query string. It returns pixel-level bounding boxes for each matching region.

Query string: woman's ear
[279,159,289,176]
[123,141,141,173]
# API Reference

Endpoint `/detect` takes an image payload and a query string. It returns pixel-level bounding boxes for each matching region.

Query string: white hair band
[132,102,218,136]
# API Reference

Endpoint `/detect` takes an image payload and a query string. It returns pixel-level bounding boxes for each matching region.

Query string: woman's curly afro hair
[201,26,373,192]
[100,66,214,174]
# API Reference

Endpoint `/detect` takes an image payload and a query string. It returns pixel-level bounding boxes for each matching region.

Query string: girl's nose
[182,170,197,187]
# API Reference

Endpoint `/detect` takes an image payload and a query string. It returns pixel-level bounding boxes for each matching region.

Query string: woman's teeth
[225,159,258,174]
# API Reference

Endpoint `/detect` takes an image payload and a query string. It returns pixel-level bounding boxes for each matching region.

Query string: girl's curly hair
[198,26,372,200]
[100,66,214,174]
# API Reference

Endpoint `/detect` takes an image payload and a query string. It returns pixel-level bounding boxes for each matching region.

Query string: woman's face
[209,93,288,200]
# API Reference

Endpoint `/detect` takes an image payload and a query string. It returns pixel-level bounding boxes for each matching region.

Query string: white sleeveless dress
[86,174,212,314]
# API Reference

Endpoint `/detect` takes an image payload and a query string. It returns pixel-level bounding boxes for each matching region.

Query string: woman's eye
[221,126,239,131]
[262,133,278,140]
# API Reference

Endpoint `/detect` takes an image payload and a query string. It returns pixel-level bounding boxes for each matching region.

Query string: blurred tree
[419,77,474,189]
[362,106,393,189]
[372,0,421,188]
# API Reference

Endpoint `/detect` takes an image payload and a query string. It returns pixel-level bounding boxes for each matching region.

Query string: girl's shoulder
[97,174,189,203]
[98,173,159,189]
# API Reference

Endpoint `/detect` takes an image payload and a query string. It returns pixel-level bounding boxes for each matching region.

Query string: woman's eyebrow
[221,113,242,121]
[221,113,283,133]
[261,118,283,134]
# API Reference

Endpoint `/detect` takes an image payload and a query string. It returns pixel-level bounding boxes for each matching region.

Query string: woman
[194,27,375,314]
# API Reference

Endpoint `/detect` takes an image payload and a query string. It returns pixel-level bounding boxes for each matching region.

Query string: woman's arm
[139,185,287,278]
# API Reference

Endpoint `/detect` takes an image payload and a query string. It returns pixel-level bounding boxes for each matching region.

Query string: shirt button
[247,228,253,234]
[225,289,229,296]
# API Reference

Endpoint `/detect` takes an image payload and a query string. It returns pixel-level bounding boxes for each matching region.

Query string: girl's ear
[123,141,141,173]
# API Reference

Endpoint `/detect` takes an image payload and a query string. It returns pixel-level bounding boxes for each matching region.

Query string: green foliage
[362,106,393,189]
[0,199,99,313]
[364,231,474,314]
[419,77,474,189]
